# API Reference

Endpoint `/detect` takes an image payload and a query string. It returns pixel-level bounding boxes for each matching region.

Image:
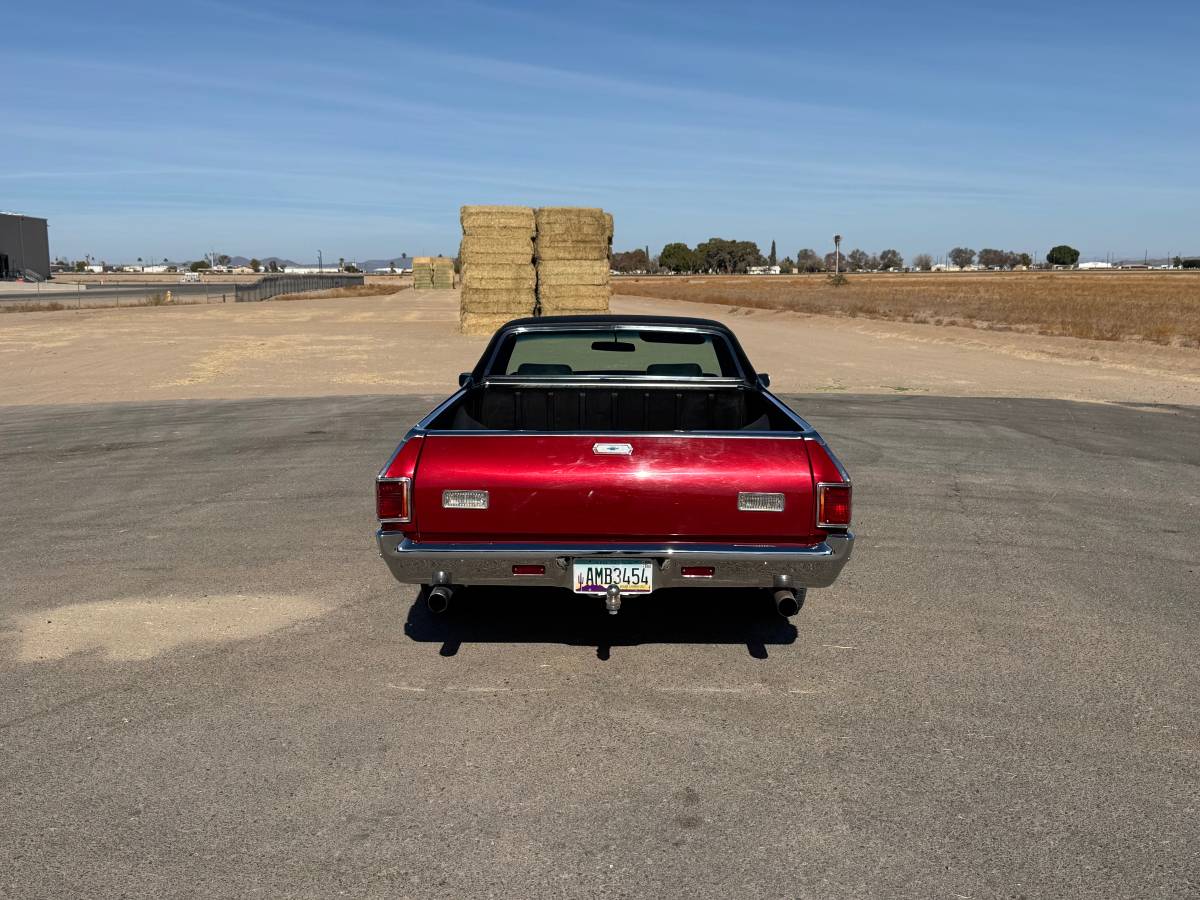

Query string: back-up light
[817,483,852,528]
[737,492,786,512]
[443,490,489,510]
[376,477,411,522]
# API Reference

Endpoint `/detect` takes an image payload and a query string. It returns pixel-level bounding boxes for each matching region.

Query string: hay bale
[535,207,607,226]
[461,286,534,307]
[461,235,535,255]
[534,242,610,261]
[460,311,524,336]
[536,260,610,278]
[460,298,534,314]
[462,266,535,289]
[537,273,609,286]
[539,305,611,316]
[460,226,537,242]
[461,205,535,235]
[537,284,610,303]
[534,222,612,242]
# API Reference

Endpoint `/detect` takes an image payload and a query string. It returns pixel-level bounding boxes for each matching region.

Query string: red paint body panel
[411,435,821,544]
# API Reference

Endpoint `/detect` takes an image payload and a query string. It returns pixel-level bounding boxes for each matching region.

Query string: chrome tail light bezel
[376,476,412,524]
[816,482,852,528]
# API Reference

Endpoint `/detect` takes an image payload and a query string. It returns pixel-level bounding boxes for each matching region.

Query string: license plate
[572,559,654,594]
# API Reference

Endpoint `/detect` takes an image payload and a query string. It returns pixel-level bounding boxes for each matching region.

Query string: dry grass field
[615,271,1200,347]
[268,283,406,302]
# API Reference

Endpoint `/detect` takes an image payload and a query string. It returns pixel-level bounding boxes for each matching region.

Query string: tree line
[609,239,1086,274]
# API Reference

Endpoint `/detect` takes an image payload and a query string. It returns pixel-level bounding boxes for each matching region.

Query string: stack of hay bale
[459,205,536,334]
[534,207,613,316]
[412,256,454,290]
[431,256,454,289]
[412,257,435,290]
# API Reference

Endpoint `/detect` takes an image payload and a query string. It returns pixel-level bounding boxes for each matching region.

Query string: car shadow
[403,586,798,659]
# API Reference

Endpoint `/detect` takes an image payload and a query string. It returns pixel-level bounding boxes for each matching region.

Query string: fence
[234,274,364,302]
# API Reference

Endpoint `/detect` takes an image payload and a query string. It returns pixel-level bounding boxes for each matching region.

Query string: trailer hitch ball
[605,584,622,615]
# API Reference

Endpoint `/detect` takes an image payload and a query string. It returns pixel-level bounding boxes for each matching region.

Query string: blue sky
[5,0,1197,263]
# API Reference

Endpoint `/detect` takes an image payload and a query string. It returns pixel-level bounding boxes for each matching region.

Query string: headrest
[646,363,704,377]
[515,363,573,376]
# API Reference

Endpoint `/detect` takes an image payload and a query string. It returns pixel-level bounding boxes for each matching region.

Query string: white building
[746,265,781,275]
[1078,261,1113,269]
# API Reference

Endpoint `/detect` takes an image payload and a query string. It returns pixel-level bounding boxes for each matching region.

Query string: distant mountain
[226,255,299,268]
[223,255,412,270]
[359,256,414,271]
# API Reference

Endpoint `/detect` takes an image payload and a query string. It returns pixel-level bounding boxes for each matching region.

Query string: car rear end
[374,315,854,613]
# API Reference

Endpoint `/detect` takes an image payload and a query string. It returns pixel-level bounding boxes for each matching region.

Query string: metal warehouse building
[0,212,50,280]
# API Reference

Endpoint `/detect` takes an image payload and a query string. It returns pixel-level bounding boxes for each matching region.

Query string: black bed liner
[428,383,796,433]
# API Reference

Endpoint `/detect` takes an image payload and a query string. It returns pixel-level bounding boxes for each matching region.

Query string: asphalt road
[2,394,1197,899]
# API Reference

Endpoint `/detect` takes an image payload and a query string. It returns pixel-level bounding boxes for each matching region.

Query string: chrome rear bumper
[376,533,854,592]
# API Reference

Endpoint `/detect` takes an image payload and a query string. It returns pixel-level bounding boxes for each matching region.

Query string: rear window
[494,329,737,377]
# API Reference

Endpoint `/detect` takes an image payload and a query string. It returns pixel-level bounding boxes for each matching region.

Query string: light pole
[317,250,323,274]
[833,234,842,276]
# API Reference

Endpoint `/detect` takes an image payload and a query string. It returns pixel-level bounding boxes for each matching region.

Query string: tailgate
[412,435,820,544]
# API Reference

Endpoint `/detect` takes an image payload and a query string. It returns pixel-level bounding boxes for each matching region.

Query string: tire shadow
[403,585,798,659]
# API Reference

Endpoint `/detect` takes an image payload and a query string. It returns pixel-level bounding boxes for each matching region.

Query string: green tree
[267,260,280,273]
[796,249,823,273]
[216,254,231,267]
[1173,255,1183,268]
[912,253,933,271]
[1017,252,1032,268]
[978,248,1009,269]
[190,259,211,272]
[879,249,904,270]
[659,242,698,273]
[74,260,87,272]
[847,248,870,271]
[611,249,651,273]
[948,247,976,269]
[823,251,847,271]
[695,238,763,274]
[1046,245,1080,266]
[768,240,777,267]
[779,257,795,274]
[249,258,262,272]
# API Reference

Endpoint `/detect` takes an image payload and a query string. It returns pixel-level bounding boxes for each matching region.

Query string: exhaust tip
[426,585,452,614]
[774,588,802,618]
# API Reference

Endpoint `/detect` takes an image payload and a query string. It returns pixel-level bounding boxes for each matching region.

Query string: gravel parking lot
[2,293,1197,898]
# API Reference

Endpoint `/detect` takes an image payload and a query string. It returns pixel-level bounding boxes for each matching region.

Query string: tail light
[377,437,423,533]
[376,477,411,522]
[817,483,852,527]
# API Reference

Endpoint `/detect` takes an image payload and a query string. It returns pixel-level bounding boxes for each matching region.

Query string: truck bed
[427,382,797,433]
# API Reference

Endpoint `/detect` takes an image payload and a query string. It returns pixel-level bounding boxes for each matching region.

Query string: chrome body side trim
[376,533,854,592]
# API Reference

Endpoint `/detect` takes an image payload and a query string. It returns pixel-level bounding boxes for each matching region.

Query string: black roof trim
[500,314,731,331]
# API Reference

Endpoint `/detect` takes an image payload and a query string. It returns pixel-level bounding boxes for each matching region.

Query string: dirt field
[1,288,1198,407]
[616,271,1200,347]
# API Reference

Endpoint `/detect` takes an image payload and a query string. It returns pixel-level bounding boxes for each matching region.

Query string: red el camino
[376,315,854,616]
